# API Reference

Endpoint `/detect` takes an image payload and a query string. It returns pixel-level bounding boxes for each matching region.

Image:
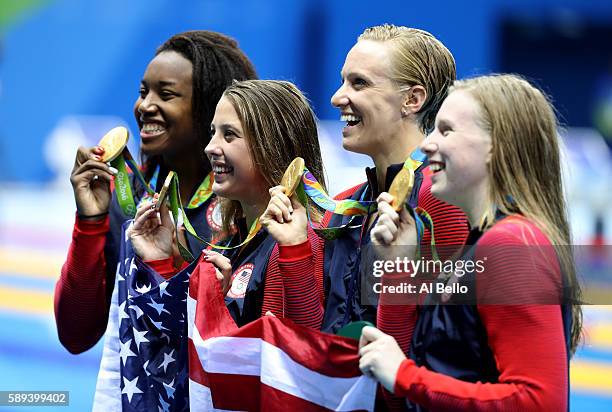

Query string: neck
[240,200,267,230]
[462,185,490,229]
[163,152,211,205]
[372,123,424,191]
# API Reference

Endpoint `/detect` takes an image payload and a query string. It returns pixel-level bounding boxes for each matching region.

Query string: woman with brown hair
[362,74,582,411]
[129,79,327,328]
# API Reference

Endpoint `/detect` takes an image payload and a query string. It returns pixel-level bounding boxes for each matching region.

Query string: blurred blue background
[0,0,611,410]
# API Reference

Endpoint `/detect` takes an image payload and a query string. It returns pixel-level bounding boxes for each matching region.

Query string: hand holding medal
[261,157,309,246]
[69,127,128,219]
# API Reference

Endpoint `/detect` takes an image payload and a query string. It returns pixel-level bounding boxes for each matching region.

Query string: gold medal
[280,157,305,197]
[155,171,175,210]
[388,167,415,211]
[98,126,129,163]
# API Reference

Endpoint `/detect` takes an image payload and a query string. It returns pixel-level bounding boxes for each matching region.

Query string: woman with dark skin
[53,31,256,411]
[55,31,256,354]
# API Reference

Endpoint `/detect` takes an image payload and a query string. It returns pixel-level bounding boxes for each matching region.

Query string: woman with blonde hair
[363,74,581,411]
[320,24,469,332]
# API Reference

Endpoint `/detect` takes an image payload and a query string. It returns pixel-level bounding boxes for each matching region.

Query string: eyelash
[352,78,367,88]
[138,88,175,99]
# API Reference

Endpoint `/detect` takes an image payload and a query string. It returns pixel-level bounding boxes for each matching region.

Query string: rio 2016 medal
[388,167,414,212]
[155,171,175,210]
[280,157,305,197]
[98,126,129,163]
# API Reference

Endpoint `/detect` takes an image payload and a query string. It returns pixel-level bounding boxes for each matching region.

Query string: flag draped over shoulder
[187,259,377,412]
[113,221,196,412]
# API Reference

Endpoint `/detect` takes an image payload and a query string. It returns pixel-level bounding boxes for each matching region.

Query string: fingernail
[289,207,294,213]
[108,166,118,175]
[93,155,101,161]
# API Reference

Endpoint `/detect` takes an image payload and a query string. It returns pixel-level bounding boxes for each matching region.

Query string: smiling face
[205,96,268,205]
[420,90,492,213]
[133,51,196,157]
[330,40,406,157]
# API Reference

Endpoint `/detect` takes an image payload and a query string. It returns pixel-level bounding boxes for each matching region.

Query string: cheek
[133,99,142,120]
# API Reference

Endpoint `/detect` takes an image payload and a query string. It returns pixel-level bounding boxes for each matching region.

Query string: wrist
[77,210,109,221]
[278,238,311,261]
[278,233,308,246]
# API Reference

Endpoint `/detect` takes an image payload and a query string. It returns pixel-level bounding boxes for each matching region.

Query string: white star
[122,376,143,403]
[129,304,144,319]
[149,317,169,331]
[118,301,130,321]
[158,394,171,412]
[135,283,151,294]
[159,350,176,373]
[143,360,151,376]
[132,327,149,350]
[129,259,138,274]
[163,378,176,399]
[119,339,137,366]
[147,297,171,317]
[159,281,172,298]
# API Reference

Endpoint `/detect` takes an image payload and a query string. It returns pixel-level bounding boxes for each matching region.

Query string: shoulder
[479,215,552,247]
[332,182,367,201]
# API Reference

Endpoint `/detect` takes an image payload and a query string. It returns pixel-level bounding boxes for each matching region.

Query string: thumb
[359,326,385,349]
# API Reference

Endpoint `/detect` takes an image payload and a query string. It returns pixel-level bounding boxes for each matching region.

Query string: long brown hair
[219,80,326,231]
[452,74,582,355]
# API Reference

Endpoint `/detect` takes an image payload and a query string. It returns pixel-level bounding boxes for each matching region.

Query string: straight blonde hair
[451,74,582,355]
[359,24,456,133]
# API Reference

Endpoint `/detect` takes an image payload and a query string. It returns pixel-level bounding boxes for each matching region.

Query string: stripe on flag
[187,260,377,411]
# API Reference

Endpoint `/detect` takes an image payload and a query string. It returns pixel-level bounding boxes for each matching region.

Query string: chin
[429,184,449,204]
[341,136,366,155]
[211,182,229,198]
[140,142,166,157]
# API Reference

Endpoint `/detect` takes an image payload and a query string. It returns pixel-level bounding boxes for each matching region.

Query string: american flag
[186,259,377,411]
[115,222,197,412]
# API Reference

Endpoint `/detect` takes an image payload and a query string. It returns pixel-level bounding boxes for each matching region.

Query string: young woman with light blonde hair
[363,74,582,411]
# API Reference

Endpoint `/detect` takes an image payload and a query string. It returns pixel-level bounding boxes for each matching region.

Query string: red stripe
[227,317,361,378]
[188,338,209,387]
[207,373,368,412]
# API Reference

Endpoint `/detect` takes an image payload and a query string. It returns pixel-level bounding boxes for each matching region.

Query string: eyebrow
[436,118,454,129]
[214,123,243,134]
[341,70,371,82]
[140,80,178,87]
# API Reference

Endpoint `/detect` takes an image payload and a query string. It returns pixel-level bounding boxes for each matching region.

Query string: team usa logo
[227,263,254,299]
[206,198,224,233]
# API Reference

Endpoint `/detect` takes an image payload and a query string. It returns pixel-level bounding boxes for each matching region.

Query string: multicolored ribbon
[302,150,426,241]
[162,172,261,261]
[302,170,376,216]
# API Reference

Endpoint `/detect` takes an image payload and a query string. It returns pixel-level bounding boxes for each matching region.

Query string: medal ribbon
[162,172,261,261]
[304,150,426,240]
[111,147,214,218]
